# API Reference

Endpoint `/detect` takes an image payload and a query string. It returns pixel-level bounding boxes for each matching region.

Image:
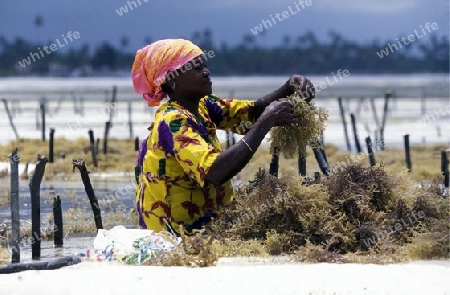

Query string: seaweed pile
[211,164,449,262]
[1,162,447,266]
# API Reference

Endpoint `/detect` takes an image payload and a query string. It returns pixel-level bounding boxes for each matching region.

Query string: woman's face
[168,55,212,100]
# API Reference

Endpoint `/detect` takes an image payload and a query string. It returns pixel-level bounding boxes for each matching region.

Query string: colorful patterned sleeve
[158,111,219,187]
[203,94,256,135]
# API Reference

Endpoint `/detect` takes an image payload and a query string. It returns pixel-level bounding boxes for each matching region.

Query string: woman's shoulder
[203,94,222,102]
[155,102,189,121]
[199,94,224,109]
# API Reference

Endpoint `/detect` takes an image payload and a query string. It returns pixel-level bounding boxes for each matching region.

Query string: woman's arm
[205,100,297,186]
[205,75,315,186]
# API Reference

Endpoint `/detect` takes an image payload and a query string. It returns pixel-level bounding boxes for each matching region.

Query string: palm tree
[144,36,152,45]
[120,36,129,49]
[34,15,44,44]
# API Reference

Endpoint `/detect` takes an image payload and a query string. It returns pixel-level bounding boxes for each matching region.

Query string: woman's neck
[170,96,201,117]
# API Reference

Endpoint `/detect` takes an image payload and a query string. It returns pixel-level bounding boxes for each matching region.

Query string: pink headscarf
[131,39,203,107]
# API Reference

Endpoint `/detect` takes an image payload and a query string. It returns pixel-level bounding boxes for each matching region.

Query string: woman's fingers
[304,81,315,102]
[288,75,316,101]
[289,75,303,96]
[272,101,298,125]
[263,100,299,126]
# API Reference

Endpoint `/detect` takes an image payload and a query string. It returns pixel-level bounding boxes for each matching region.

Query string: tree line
[0,29,448,77]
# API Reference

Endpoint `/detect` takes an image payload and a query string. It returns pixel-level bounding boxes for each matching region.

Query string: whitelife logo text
[18,31,81,68]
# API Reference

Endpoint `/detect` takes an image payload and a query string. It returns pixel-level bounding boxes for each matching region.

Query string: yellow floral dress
[135,94,255,234]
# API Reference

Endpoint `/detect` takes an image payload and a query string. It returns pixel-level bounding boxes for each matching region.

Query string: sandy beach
[1,258,449,295]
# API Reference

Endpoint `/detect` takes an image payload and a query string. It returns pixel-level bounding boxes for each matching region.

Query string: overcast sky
[0,0,448,53]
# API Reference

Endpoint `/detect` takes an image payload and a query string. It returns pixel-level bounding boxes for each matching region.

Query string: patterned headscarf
[131,39,203,107]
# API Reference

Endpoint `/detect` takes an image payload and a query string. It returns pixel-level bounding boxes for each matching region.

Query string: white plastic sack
[93,225,155,255]
[90,225,180,264]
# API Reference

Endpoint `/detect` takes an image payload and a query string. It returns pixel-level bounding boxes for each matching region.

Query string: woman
[132,39,315,234]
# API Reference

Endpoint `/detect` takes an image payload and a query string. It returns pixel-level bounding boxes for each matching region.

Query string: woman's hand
[260,100,298,127]
[254,74,315,121]
[285,75,316,102]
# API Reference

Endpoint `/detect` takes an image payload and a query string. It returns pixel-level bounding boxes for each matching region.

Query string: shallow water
[0,181,134,262]
[8,234,96,263]
[0,178,137,263]
[0,180,136,220]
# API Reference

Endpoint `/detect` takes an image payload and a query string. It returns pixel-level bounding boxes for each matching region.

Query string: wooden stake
[103,121,111,155]
[314,172,320,182]
[350,113,362,154]
[109,86,117,128]
[40,99,46,141]
[134,137,140,152]
[312,142,330,176]
[30,154,48,260]
[380,90,391,151]
[369,98,380,146]
[298,154,306,176]
[2,99,20,140]
[53,195,64,247]
[365,136,376,167]
[72,159,103,230]
[95,138,100,156]
[338,97,352,152]
[49,128,55,163]
[404,134,412,172]
[9,148,20,263]
[88,130,98,168]
[441,150,449,188]
[128,101,133,139]
[269,147,279,177]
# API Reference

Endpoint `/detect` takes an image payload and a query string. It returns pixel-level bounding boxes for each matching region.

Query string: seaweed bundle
[269,95,328,158]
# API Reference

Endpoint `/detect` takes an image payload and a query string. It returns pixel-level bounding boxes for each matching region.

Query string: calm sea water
[0,73,448,99]
[0,74,448,148]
